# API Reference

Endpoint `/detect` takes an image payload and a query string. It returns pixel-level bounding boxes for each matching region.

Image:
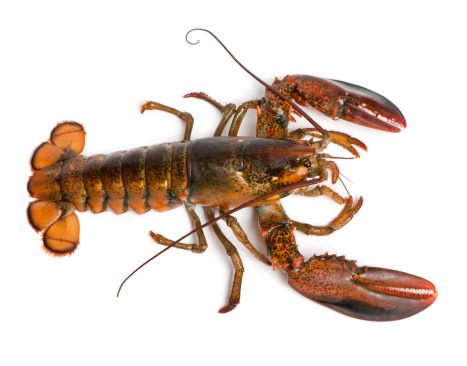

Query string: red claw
[291,75,407,133]
[286,254,437,321]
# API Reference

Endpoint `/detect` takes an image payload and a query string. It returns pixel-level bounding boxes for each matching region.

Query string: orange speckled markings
[145,144,183,212]
[82,154,107,213]
[100,151,128,215]
[28,164,62,201]
[170,141,189,200]
[60,155,88,212]
[122,147,150,215]
[287,254,437,321]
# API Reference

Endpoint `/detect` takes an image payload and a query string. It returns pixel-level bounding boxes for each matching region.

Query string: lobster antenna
[338,175,351,197]
[339,171,353,184]
[116,177,322,297]
[186,28,329,137]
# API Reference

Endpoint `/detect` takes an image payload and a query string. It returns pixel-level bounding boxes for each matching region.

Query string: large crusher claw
[286,254,437,321]
[291,75,407,133]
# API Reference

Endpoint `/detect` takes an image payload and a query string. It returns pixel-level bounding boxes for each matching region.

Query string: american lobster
[27,29,437,321]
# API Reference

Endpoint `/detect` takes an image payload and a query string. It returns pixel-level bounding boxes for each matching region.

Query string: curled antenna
[185,28,329,137]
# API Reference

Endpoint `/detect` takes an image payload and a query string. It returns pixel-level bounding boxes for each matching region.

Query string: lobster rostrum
[27,29,436,321]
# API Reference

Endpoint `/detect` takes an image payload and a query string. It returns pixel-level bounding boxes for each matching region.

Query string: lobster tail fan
[50,122,86,155]
[28,121,85,256]
[30,142,66,170]
[43,212,80,256]
[28,121,87,203]
[28,201,64,232]
[27,200,80,256]
[27,201,80,256]
[30,121,86,171]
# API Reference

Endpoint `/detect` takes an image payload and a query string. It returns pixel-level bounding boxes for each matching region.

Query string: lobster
[27,29,437,321]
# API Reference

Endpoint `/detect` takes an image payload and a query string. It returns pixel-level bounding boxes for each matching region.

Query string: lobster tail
[27,121,85,256]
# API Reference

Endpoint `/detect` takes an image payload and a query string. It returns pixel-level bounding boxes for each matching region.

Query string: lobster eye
[302,159,312,168]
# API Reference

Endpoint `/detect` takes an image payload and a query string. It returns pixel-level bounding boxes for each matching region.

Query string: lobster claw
[286,254,437,321]
[292,75,407,132]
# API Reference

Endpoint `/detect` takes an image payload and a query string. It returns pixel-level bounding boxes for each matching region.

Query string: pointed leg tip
[218,303,237,314]
[140,102,150,114]
[149,231,161,243]
[357,196,363,205]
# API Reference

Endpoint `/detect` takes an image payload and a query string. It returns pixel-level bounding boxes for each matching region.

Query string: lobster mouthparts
[286,254,437,321]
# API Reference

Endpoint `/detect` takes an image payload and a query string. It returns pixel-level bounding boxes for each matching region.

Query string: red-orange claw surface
[291,75,407,132]
[286,254,437,321]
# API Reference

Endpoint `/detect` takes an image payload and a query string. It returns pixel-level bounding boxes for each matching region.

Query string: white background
[1,1,465,365]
